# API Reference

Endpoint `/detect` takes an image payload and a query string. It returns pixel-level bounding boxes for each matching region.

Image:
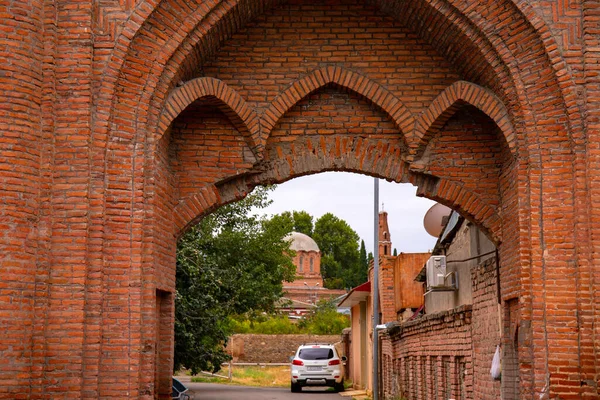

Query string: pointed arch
[258,66,415,149]
[409,81,516,161]
[159,77,261,154]
[410,173,502,242]
[173,185,222,236]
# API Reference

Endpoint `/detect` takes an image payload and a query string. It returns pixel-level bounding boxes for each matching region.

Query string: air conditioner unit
[426,255,447,289]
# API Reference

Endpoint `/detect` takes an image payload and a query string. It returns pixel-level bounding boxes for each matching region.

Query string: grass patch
[191,365,290,388]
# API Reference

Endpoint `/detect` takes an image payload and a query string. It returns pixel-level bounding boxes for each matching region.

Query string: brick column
[0,0,44,397]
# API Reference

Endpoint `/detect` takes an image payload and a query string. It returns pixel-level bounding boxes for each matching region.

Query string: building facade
[376,211,513,399]
[340,212,430,392]
[1,0,599,397]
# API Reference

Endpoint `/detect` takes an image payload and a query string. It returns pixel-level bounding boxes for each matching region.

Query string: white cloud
[255,171,438,254]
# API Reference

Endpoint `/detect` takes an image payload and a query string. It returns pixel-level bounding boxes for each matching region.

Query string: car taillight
[328,359,341,366]
[292,359,304,366]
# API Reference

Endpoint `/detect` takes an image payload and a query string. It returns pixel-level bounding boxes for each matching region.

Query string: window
[298,348,333,360]
[299,255,304,272]
[310,257,314,272]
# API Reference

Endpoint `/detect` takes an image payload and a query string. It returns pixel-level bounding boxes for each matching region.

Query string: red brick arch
[3,0,598,397]
[411,175,502,242]
[160,77,261,154]
[174,136,502,245]
[81,0,591,398]
[409,81,516,161]
[258,66,415,149]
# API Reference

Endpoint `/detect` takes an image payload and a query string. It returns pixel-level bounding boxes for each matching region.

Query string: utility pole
[372,178,380,400]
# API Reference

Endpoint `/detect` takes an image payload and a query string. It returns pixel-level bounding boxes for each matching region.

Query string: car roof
[298,343,335,348]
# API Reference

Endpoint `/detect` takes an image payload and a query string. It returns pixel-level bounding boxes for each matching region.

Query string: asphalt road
[187,382,342,400]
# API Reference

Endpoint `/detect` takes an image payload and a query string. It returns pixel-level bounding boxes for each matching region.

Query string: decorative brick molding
[411,81,516,160]
[259,66,414,148]
[160,77,262,156]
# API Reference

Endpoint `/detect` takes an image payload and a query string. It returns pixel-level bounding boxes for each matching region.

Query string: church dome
[285,231,320,252]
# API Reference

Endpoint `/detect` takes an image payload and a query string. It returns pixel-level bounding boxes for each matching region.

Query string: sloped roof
[337,281,370,308]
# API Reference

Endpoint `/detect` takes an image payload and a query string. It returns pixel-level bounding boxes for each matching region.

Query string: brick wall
[229,334,341,363]
[380,256,503,400]
[379,256,397,324]
[382,305,473,400]
[1,0,598,397]
[471,258,502,399]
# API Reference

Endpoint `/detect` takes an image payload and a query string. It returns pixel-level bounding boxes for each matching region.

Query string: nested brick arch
[91,0,591,398]
[96,0,584,192]
[160,77,261,154]
[100,0,575,151]
[258,66,415,150]
[409,80,516,161]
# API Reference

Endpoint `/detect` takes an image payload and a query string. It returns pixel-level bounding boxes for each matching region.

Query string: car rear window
[298,348,334,360]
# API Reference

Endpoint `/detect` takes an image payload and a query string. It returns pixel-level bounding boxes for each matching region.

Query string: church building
[279,232,346,317]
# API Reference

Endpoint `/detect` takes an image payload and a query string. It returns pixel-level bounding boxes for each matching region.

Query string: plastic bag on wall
[490,345,502,380]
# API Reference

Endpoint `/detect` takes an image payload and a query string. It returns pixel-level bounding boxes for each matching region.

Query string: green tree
[174,186,296,374]
[264,210,314,236]
[357,239,369,284]
[299,300,350,335]
[291,211,313,236]
[393,248,398,256]
[313,213,361,289]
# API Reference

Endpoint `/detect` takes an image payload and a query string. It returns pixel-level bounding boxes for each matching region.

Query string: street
[187,382,342,400]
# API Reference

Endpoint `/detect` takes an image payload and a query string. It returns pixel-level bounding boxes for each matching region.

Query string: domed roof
[285,231,320,252]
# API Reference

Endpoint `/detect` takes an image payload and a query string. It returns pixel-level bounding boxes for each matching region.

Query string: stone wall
[230,334,342,363]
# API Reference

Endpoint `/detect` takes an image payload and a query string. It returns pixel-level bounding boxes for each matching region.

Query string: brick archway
[98,1,591,398]
[3,0,598,399]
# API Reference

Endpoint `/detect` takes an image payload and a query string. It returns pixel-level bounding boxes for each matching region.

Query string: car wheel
[291,381,301,393]
[334,380,344,393]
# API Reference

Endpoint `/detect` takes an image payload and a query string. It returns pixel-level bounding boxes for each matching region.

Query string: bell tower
[379,210,392,256]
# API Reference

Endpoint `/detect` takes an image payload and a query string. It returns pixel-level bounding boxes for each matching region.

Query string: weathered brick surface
[379,256,503,400]
[0,0,598,398]
[381,306,474,399]
[229,334,341,363]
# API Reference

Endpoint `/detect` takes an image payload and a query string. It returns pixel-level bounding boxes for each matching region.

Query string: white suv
[290,344,346,393]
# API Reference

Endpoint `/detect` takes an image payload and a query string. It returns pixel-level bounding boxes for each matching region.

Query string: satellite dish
[423,203,452,237]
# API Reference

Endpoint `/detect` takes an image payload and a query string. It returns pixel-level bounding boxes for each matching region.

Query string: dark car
[172,377,190,400]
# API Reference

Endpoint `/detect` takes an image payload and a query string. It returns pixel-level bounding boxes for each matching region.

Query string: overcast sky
[254,171,438,254]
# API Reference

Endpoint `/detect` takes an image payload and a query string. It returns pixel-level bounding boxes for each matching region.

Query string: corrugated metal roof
[440,211,461,243]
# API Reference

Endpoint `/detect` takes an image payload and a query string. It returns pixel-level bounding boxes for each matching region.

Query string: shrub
[229,300,349,335]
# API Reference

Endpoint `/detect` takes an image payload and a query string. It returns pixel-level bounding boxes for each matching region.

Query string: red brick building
[280,231,346,316]
[1,0,599,398]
